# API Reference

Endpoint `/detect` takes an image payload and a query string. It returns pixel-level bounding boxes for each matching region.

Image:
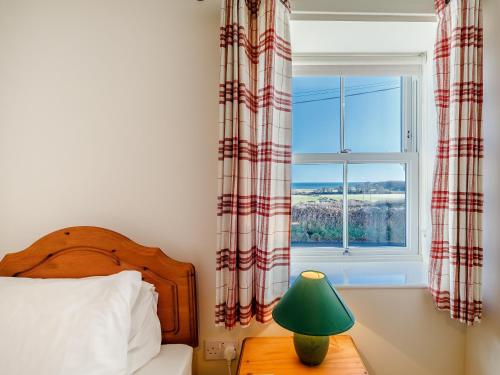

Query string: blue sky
[292,76,405,183]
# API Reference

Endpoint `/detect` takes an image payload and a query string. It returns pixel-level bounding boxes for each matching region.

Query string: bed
[0,226,198,375]
[135,344,192,375]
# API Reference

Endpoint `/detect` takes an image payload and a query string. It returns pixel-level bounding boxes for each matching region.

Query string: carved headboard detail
[0,226,198,347]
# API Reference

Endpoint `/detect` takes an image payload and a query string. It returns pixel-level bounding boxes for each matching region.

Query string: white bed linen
[127,282,162,373]
[134,345,192,375]
[0,271,142,375]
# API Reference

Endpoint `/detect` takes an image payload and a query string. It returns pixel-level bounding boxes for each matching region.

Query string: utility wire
[294,82,400,98]
[293,86,400,105]
[293,80,400,98]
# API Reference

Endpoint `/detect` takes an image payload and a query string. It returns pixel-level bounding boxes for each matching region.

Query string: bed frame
[0,226,198,347]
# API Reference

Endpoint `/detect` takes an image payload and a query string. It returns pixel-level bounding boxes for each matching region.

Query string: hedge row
[291,200,406,245]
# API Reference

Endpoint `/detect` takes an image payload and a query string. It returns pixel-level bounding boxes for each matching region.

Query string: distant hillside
[292,181,405,194]
[349,180,405,194]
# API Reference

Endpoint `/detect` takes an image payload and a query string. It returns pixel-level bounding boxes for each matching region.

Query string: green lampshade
[272,270,355,336]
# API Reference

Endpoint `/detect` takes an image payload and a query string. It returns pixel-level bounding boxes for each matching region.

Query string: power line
[293,80,400,98]
[293,86,400,105]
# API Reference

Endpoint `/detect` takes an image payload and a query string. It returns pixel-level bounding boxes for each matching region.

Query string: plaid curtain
[430,0,483,324]
[215,0,292,328]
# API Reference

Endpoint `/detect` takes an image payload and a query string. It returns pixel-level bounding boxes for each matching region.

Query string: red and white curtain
[430,0,483,324]
[216,0,292,328]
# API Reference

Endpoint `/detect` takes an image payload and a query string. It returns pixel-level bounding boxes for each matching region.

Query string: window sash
[292,152,419,258]
[291,61,421,258]
[293,75,417,154]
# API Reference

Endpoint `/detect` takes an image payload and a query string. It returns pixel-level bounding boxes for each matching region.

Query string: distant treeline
[293,180,405,195]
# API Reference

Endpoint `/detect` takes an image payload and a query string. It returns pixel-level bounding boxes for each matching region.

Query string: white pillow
[127,281,162,374]
[0,270,142,375]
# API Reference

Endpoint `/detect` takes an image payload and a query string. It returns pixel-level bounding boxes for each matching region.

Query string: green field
[292,193,405,205]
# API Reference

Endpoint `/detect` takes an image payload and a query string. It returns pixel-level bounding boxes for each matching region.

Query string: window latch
[340,148,351,154]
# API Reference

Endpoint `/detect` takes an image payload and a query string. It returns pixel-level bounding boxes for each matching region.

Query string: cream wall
[0,1,467,375]
[465,0,500,373]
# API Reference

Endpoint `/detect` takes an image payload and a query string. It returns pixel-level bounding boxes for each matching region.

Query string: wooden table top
[237,335,369,375]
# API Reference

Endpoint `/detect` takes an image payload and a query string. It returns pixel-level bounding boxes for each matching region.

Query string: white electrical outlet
[204,339,237,360]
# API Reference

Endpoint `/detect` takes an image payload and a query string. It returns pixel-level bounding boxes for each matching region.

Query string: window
[292,55,420,258]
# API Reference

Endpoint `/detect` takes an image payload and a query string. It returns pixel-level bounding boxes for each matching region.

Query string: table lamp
[272,270,355,366]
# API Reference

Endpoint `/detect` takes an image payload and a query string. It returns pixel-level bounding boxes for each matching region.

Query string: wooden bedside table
[237,336,368,375]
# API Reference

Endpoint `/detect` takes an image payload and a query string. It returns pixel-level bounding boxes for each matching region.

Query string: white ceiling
[292,0,435,15]
[200,0,435,15]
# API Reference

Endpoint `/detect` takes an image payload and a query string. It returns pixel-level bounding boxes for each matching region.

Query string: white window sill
[291,259,428,289]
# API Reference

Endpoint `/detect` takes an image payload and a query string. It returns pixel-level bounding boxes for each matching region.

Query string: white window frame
[292,53,423,261]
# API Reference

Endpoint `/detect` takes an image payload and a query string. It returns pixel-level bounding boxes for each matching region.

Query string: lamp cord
[223,345,236,375]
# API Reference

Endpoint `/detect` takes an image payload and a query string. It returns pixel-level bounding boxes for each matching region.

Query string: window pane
[345,76,402,152]
[292,76,341,153]
[292,164,343,247]
[347,163,406,247]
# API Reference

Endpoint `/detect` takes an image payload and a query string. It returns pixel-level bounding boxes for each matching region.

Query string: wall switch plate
[204,339,237,360]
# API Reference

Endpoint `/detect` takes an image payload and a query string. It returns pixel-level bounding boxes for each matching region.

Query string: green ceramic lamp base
[293,333,330,366]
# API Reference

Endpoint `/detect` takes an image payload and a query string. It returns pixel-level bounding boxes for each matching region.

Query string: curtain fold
[216,0,292,329]
[430,0,483,324]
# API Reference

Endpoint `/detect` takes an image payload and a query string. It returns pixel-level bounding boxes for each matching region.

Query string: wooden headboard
[0,226,198,347]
